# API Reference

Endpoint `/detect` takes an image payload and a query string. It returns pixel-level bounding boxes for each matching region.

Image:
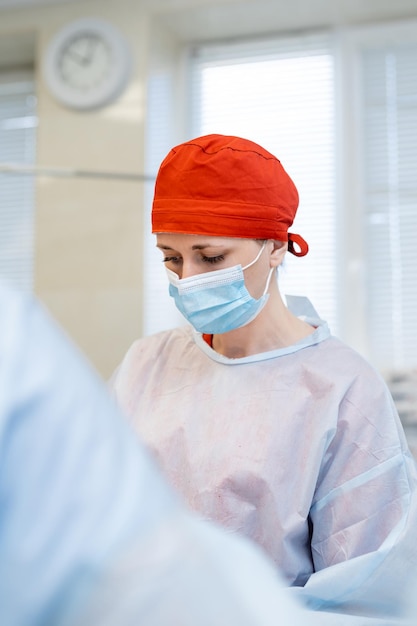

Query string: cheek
[247,251,277,296]
[244,267,267,298]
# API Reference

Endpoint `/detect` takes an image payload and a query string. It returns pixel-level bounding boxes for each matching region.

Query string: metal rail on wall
[0,162,155,182]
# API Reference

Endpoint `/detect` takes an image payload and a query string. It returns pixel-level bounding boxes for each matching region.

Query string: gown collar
[193,296,331,365]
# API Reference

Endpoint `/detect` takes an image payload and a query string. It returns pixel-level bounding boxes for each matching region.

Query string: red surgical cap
[151,133,308,257]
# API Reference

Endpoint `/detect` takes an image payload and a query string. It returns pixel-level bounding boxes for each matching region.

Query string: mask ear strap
[262,267,275,296]
[288,233,309,257]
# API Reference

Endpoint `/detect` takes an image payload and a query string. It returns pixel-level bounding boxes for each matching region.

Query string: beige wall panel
[35,176,144,378]
[0,0,150,376]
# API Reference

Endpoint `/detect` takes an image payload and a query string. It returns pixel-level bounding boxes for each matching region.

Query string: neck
[211,289,315,358]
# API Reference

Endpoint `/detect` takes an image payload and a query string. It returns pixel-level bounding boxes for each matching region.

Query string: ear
[269,240,288,267]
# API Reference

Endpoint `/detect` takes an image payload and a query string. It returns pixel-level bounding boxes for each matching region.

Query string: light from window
[0,74,37,293]
[189,35,337,333]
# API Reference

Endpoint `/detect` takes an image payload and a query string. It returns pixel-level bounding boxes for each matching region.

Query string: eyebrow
[156,244,225,251]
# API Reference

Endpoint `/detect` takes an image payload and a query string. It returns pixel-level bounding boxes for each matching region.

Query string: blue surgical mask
[166,242,274,334]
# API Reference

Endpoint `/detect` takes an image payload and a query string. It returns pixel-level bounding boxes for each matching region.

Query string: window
[360,35,417,370]
[143,68,185,336]
[144,20,417,376]
[188,32,338,334]
[0,71,37,292]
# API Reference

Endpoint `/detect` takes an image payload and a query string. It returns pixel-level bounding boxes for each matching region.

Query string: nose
[178,266,193,280]
[179,259,200,280]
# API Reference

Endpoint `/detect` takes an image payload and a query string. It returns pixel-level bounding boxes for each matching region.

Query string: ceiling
[0,0,73,7]
[0,0,416,46]
[158,0,417,42]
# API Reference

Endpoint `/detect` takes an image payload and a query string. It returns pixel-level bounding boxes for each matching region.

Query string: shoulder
[110,325,194,386]
[125,325,193,360]
[315,337,407,442]
[314,335,385,380]
[300,335,395,411]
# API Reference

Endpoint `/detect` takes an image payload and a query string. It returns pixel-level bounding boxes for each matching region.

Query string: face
[156,233,286,299]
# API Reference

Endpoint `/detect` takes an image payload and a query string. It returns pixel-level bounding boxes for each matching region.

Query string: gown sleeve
[292,371,417,619]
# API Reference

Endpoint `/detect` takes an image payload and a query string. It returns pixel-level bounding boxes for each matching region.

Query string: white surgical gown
[111,307,417,621]
[0,283,311,626]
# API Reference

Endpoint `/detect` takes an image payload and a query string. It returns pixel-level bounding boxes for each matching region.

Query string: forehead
[155,233,250,250]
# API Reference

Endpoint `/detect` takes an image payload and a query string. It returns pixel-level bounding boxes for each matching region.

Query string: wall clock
[43,18,132,110]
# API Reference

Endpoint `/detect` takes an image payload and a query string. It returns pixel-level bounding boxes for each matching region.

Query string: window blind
[143,70,185,336]
[361,42,417,369]
[188,32,338,334]
[0,72,37,292]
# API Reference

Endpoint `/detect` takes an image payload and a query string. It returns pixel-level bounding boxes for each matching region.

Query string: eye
[202,254,225,264]
[162,256,182,265]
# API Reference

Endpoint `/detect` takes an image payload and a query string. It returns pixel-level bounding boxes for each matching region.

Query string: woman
[111,134,417,619]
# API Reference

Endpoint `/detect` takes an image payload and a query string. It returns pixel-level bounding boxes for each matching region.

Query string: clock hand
[64,37,98,67]
[83,36,99,65]
[65,48,88,65]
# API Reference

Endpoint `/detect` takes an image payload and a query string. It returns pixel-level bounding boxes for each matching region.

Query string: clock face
[58,33,112,91]
[43,19,131,110]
